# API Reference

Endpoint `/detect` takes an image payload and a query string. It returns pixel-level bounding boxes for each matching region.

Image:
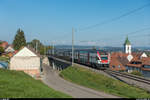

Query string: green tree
[27,39,43,52]
[27,39,52,55]
[0,47,4,54]
[13,28,26,50]
[131,70,143,76]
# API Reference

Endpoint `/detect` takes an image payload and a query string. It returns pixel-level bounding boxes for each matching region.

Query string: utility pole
[72,27,74,66]
[52,41,54,56]
[44,41,46,56]
[36,41,38,53]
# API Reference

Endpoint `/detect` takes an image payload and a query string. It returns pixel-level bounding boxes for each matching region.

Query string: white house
[140,52,148,58]
[5,45,15,53]
[10,47,42,78]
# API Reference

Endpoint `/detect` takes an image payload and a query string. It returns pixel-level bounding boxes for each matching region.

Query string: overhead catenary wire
[50,3,150,47]
[77,29,150,46]
[78,3,150,31]
[127,27,150,36]
[84,26,150,42]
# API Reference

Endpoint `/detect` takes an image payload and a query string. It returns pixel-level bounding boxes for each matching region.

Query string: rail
[104,69,150,85]
[48,55,150,85]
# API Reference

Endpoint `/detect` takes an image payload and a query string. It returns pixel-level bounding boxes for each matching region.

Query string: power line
[94,26,150,41]
[78,3,150,31]
[127,27,150,36]
[50,3,150,47]
[77,27,150,45]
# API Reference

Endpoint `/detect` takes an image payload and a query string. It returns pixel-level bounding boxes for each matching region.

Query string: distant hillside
[55,45,94,49]
[54,45,147,52]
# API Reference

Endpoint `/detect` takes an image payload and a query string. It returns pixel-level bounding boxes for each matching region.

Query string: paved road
[41,65,119,98]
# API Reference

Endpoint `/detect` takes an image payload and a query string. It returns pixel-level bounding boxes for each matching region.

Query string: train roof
[54,48,108,54]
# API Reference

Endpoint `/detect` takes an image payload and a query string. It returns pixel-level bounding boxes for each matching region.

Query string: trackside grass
[60,65,150,98]
[0,69,71,98]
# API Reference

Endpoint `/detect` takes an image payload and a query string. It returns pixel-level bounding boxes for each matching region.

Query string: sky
[0,0,150,47]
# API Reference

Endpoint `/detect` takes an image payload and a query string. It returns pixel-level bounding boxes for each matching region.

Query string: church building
[124,36,131,54]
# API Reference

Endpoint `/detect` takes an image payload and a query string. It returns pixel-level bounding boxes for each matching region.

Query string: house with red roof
[109,52,128,71]
[109,36,133,71]
[126,57,150,77]
[0,41,8,49]
[109,36,150,77]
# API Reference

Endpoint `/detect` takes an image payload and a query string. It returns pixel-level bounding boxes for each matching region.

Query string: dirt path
[41,65,119,98]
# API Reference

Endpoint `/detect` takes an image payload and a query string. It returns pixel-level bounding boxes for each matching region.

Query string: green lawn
[0,69,71,98]
[0,56,9,62]
[60,65,150,98]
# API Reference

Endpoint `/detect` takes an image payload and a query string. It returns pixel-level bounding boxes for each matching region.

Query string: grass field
[0,69,71,98]
[60,65,150,98]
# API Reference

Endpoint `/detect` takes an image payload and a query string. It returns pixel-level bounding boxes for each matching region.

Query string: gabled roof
[110,52,127,71]
[124,36,131,45]
[130,52,147,61]
[0,41,8,49]
[13,47,41,57]
[126,63,142,68]
[27,47,41,57]
[141,57,150,65]
[126,56,150,69]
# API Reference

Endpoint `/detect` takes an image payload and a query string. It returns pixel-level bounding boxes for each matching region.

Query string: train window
[101,57,108,60]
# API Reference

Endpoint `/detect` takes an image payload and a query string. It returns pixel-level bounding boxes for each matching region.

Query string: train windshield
[101,57,108,60]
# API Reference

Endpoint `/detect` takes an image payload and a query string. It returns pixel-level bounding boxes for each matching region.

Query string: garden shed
[10,47,42,78]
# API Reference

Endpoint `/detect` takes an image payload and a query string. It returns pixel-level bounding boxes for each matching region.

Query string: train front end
[96,51,110,69]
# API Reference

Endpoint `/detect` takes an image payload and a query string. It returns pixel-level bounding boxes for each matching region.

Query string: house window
[112,66,115,68]
[118,65,120,68]
[144,65,150,69]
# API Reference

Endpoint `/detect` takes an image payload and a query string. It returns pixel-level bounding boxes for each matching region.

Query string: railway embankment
[47,56,150,95]
[74,63,150,92]
[60,65,150,98]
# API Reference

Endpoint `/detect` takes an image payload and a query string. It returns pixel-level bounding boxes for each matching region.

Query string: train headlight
[97,60,101,64]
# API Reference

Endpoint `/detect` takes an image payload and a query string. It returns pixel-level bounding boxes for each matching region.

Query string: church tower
[124,36,131,54]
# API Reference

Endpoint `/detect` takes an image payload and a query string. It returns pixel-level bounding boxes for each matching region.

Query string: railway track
[49,55,150,86]
[103,69,150,85]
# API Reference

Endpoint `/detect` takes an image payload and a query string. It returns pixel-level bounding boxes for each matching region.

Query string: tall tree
[13,29,26,50]
[27,39,52,55]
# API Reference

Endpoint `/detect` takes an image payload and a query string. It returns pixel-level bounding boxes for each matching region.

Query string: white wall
[10,57,40,70]
[125,45,131,54]
[141,53,147,58]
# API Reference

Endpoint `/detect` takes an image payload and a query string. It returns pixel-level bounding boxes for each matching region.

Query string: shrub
[130,70,143,76]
